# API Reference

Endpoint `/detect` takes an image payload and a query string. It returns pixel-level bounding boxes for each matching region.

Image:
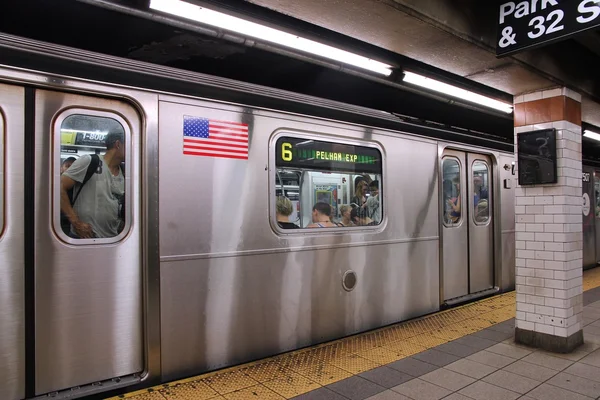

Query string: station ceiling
[244,0,600,127]
[2,0,600,159]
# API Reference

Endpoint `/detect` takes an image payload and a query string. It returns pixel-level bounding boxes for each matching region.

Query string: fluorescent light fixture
[402,71,514,114]
[149,0,393,76]
[584,130,600,141]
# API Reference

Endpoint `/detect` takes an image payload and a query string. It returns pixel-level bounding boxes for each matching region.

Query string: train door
[441,150,494,303]
[0,83,25,400]
[594,170,600,265]
[32,89,143,396]
[582,166,595,269]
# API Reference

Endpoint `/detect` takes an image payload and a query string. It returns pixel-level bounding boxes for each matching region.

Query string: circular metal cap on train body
[342,270,357,292]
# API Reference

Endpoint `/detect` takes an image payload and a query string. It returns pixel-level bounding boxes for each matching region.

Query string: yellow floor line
[108,269,600,400]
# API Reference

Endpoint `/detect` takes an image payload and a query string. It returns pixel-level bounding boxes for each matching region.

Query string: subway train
[0,32,591,400]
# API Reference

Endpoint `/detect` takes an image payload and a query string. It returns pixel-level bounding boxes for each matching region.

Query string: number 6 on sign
[282,142,293,161]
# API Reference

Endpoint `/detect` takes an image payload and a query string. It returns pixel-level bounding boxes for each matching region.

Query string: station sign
[275,136,382,174]
[517,128,558,185]
[496,0,600,56]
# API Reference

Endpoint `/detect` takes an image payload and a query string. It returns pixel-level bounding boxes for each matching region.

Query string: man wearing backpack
[60,131,125,239]
[59,156,77,235]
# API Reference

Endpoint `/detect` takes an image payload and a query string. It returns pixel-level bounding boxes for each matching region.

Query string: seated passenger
[276,196,300,229]
[351,206,378,226]
[307,202,337,228]
[338,205,354,227]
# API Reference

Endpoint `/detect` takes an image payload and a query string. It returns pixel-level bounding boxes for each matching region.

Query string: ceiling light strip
[403,71,514,114]
[149,0,393,76]
[584,130,600,141]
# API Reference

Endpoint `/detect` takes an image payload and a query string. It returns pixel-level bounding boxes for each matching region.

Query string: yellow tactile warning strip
[109,268,600,400]
[584,266,600,291]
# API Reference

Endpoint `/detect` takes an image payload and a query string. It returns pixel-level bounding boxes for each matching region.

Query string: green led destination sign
[289,147,377,164]
[275,136,382,174]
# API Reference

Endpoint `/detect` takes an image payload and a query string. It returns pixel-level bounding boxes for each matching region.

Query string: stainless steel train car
[582,166,600,270]
[0,34,520,400]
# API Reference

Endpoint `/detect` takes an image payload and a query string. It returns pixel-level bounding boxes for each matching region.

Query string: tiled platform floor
[110,268,600,400]
[298,290,600,400]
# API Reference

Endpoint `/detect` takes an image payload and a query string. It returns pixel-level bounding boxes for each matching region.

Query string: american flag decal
[183,115,249,160]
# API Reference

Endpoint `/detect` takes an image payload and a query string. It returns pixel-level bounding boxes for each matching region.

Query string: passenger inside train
[275,136,383,229]
[473,175,488,203]
[595,187,600,217]
[60,125,126,239]
[350,177,369,210]
[307,202,337,228]
[274,171,383,229]
[276,196,300,229]
[442,157,461,225]
[60,156,76,174]
[447,177,461,222]
[472,164,490,223]
[350,206,377,226]
[475,199,489,223]
[338,205,354,226]
[59,157,77,234]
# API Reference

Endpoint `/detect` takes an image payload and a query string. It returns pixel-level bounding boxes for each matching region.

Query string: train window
[442,158,461,226]
[274,136,382,229]
[472,161,490,224]
[0,112,3,237]
[55,111,129,242]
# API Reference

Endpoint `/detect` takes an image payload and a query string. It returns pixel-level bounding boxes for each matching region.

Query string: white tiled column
[514,87,584,352]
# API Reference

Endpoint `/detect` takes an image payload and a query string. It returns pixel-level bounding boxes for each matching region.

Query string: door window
[442,157,461,226]
[472,161,490,224]
[0,112,3,237]
[55,111,130,242]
